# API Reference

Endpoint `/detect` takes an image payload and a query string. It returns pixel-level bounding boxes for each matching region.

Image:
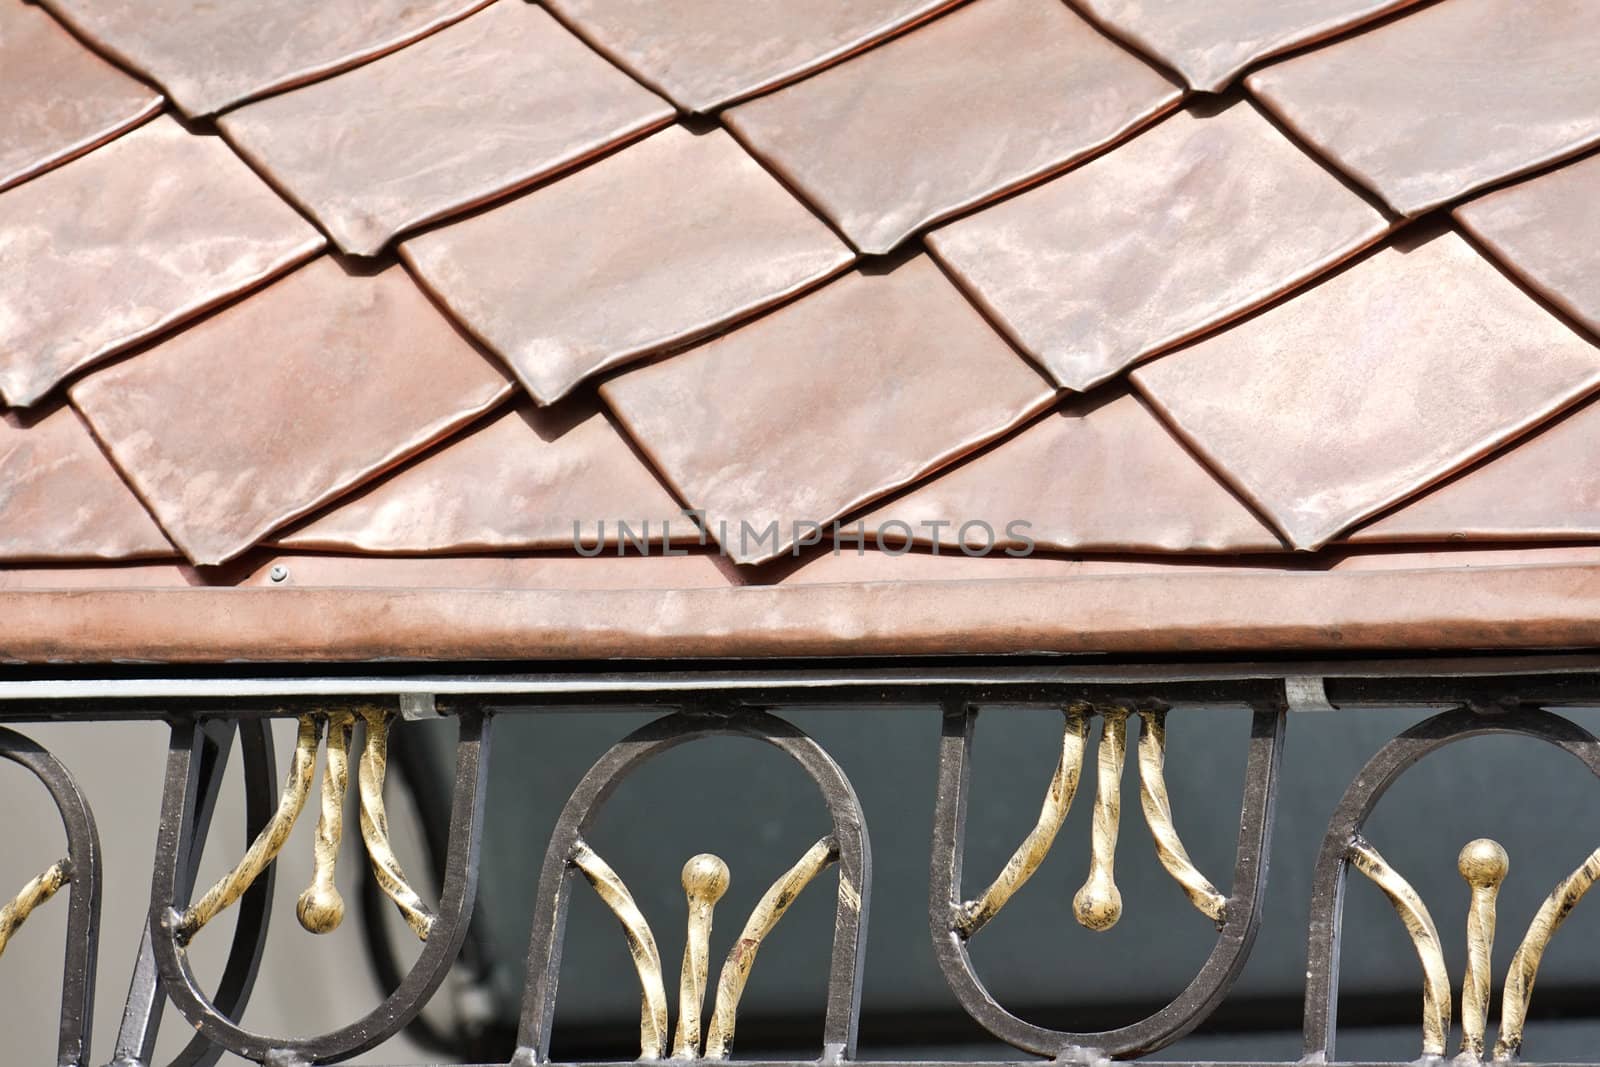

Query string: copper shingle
[1246,0,1600,217]
[219,1,673,257]
[9,0,1600,663]
[1350,396,1600,545]
[1454,151,1600,339]
[277,403,697,554]
[400,125,852,404]
[38,0,495,118]
[723,0,1181,253]
[0,2,162,193]
[542,0,964,114]
[601,255,1056,565]
[1132,231,1600,551]
[0,406,173,563]
[927,101,1392,392]
[861,390,1284,555]
[1074,0,1424,94]
[70,259,513,566]
[0,116,324,408]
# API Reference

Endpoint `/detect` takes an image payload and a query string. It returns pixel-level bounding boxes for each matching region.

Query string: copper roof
[3,0,1600,663]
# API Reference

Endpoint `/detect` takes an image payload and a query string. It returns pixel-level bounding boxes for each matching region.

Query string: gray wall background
[7,705,1600,1065]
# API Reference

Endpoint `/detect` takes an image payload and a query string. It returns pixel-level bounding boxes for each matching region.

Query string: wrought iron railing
[6,655,1600,1067]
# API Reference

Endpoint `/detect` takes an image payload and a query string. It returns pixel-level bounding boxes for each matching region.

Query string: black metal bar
[512,706,871,1066]
[0,726,102,1067]
[1301,706,1600,1061]
[928,703,1284,1058]
[146,711,492,1064]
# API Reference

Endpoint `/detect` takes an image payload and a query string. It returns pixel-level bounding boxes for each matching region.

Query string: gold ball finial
[1458,838,1509,888]
[1072,879,1122,932]
[296,884,345,934]
[682,854,731,903]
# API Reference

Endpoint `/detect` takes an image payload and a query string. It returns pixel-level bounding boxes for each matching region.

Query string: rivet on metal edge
[268,565,289,584]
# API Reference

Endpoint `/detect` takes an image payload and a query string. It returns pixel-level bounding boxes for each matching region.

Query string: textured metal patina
[724,0,1182,253]
[542,0,963,113]
[39,0,496,117]
[70,258,512,566]
[219,1,673,256]
[1133,232,1600,551]
[0,116,323,408]
[400,125,852,404]
[603,256,1056,564]
[928,101,1393,392]
[1246,0,1600,217]
[0,2,162,193]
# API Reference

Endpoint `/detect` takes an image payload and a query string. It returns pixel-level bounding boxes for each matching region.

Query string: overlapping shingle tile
[0,406,172,562]
[0,116,324,408]
[1454,151,1600,339]
[400,125,852,404]
[219,1,672,257]
[928,101,1392,392]
[277,403,697,553]
[601,255,1056,565]
[542,0,963,114]
[1132,231,1600,551]
[39,0,495,118]
[0,2,162,193]
[1246,0,1600,218]
[70,258,513,566]
[1074,0,1424,94]
[723,0,1181,254]
[1349,395,1600,544]
[861,390,1283,554]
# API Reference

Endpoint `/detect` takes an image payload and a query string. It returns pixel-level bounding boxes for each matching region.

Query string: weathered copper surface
[70,259,512,566]
[542,0,963,114]
[1074,0,1424,93]
[0,2,163,193]
[861,391,1284,554]
[400,126,852,404]
[1350,397,1600,545]
[39,0,495,118]
[601,256,1056,564]
[0,407,172,562]
[928,102,1392,391]
[277,404,697,553]
[723,0,1181,253]
[1246,0,1600,217]
[7,0,1600,662]
[1454,152,1600,340]
[0,116,323,407]
[1132,232,1600,551]
[219,1,672,257]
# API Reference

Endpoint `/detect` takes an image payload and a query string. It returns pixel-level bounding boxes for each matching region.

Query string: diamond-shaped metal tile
[40,0,495,117]
[220,1,672,256]
[278,403,698,553]
[0,3,163,193]
[401,125,853,404]
[0,116,324,408]
[1075,0,1425,93]
[543,0,963,114]
[1455,150,1600,340]
[0,406,173,562]
[71,258,513,566]
[862,390,1284,554]
[1350,394,1600,544]
[1247,0,1600,217]
[928,101,1392,392]
[724,0,1181,253]
[1132,231,1600,550]
[601,255,1056,565]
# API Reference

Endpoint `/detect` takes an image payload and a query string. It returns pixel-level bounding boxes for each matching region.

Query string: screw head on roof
[268,564,289,584]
